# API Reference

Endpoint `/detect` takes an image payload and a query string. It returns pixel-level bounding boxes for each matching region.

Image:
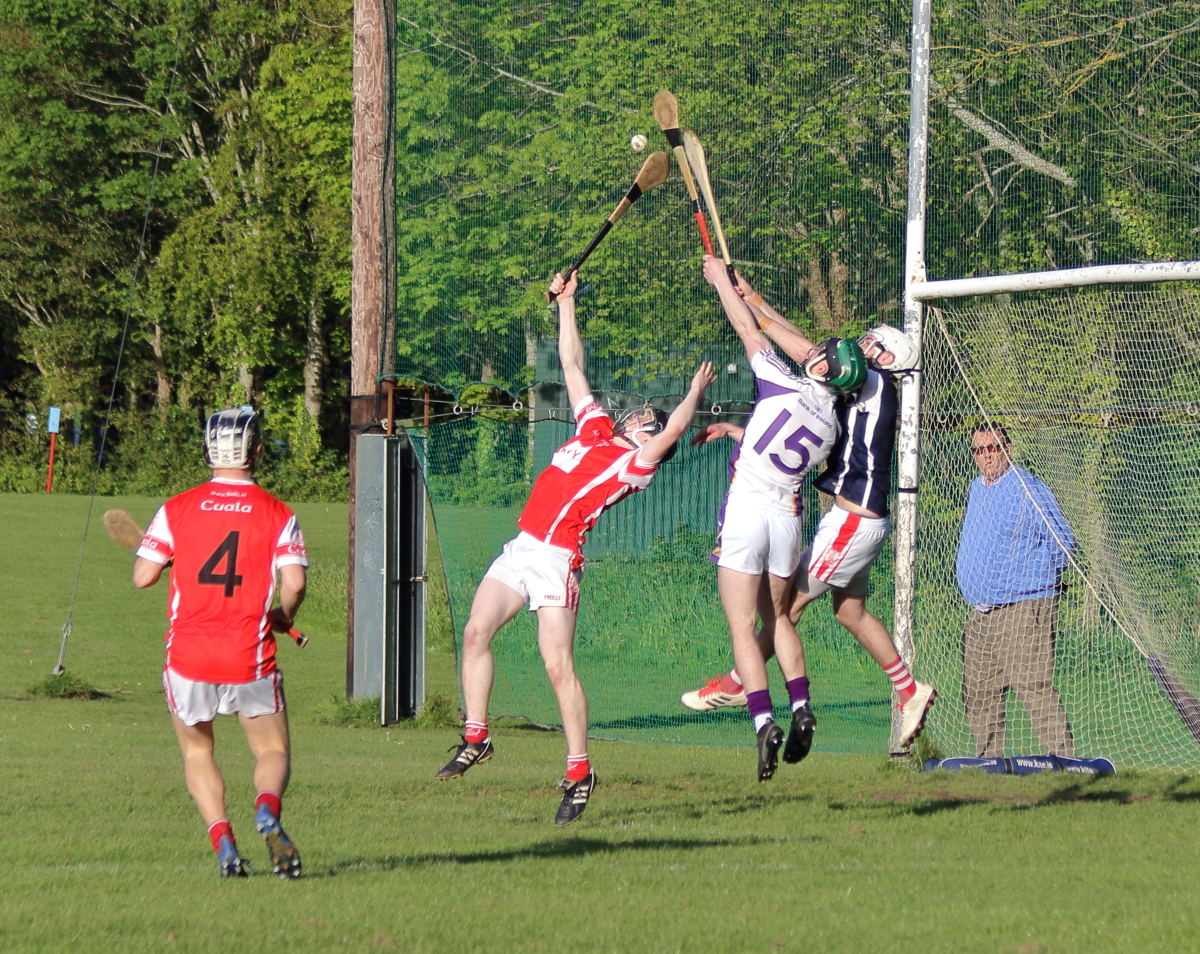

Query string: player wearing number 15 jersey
[132,408,307,880]
[701,254,865,782]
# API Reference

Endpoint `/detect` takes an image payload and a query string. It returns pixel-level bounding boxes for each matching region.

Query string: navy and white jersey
[813,369,897,516]
[726,349,840,516]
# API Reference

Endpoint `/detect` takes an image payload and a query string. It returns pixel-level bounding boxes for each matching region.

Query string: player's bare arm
[689,422,745,447]
[639,361,717,464]
[133,556,165,588]
[550,270,591,409]
[731,272,818,366]
[702,255,770,361]
[269,564,307,631]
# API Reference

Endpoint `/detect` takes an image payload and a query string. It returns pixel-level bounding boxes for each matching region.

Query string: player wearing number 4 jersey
[684,281,937,753]
[701,254,864,782]
[435,268,716,826]
[133,409,308,879]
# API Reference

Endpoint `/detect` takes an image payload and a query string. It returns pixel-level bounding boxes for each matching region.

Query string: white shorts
[713,494,803,578]
[484,532,582,612]
[794,505,890,599]
[163,667,286,726]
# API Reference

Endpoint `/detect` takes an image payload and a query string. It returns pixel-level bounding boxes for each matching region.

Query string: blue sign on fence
[47,407,61,434]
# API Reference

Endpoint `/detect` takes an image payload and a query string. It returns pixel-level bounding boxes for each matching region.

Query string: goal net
[905,0,1200,766]
[914,286,1200,766]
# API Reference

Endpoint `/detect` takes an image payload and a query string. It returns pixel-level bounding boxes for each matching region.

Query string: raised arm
[639,361,718,465]
[549,270,592,409]
[731,272,819,366]
[702,255,771,362]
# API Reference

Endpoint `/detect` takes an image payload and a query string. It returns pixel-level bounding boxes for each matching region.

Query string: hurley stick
[652,90,715,256]
[102,508,307,648]
[682,129,737,284]
[545,151,671,303]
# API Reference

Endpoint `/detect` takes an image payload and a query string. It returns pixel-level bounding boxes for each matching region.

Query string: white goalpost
[894,0,1200,764]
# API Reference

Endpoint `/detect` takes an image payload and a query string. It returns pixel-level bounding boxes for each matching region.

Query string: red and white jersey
[517,396,658,566]
[136,478,308,684]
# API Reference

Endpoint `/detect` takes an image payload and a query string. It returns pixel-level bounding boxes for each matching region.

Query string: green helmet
[804,337,868,396]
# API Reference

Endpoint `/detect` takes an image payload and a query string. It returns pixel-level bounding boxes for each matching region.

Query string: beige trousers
[962,595,1075,758]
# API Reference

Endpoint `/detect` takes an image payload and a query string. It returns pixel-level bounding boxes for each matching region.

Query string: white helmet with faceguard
[204,408,264,470]
[860,325,920,372]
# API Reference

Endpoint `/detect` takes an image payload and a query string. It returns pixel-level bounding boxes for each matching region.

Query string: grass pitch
[3,492,1200,953]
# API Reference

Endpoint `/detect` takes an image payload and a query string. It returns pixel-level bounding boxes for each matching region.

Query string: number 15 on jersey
[752,409,824,475]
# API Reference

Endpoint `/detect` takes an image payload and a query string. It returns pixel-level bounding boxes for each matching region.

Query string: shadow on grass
[908,798,976,817]
[592,698,891,733]
[320,835,756,877]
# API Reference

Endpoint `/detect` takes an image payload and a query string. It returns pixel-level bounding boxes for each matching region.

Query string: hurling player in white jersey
[684,276,938,752]
[434,268,716,826]
[700,254,866,782]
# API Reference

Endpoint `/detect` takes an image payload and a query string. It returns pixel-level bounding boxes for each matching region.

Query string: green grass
[4,492,1200,953]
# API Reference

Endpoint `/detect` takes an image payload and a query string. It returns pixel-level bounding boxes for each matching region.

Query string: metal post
[891,0,932,754]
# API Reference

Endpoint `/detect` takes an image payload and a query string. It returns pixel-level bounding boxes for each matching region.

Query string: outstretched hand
[690,422,744,447]
[702,254,733,290]
[733,271,756,301]
[548,270,579,300]
[691,360,717,394]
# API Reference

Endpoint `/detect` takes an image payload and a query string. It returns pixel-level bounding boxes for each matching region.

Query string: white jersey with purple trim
[726,349,840,515]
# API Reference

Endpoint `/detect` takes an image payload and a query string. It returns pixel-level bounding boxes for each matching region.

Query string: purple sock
[746,689,774,729]
[786,677,810,709]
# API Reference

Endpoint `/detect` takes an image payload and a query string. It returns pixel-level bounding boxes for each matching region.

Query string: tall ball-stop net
[384,1,1200,763]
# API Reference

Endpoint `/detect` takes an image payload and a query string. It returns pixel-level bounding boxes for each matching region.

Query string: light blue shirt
[956,464,1075,608]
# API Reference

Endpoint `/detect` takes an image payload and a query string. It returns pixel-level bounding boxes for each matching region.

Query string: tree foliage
[0,0,1195,498]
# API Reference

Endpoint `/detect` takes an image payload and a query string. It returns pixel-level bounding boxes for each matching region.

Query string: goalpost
[894,0,1200,764]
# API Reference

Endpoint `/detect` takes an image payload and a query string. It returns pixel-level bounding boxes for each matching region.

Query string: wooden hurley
[682,129,737,284]
[103,509,145,552]
[653,90,715,256]
[545,151,671,302]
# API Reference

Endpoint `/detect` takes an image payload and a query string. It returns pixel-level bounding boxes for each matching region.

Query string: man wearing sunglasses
[957,424,1076,758]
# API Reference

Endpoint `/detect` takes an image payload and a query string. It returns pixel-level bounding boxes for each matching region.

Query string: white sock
[753,712,774,732]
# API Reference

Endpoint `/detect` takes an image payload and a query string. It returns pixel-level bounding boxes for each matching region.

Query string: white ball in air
[630,134,648,152]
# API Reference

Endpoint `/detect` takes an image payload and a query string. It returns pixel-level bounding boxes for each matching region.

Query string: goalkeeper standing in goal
[699,255,862,782]
[434,268,716,826]
[683,272,937,753]
[132,409,308,879]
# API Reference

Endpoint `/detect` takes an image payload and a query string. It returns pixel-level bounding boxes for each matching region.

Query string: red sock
[720,669,744,693]
[208,820,234,853]
[566,753,590,782]
[883,657,917,704]
[465,720,488,744]
[255,791,282,819]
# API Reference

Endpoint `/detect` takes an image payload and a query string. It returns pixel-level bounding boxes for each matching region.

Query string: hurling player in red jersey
[132,409,308,879]
[435,269,716,825]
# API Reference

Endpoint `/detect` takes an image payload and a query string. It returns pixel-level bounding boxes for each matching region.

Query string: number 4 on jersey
[199,531,243,597]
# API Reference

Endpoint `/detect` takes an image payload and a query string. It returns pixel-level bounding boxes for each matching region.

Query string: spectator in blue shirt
[956,424,1076,758]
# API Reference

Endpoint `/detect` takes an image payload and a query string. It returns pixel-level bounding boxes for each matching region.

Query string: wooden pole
[349,0,386,696]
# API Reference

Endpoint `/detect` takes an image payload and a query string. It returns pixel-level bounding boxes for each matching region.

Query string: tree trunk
[237,363,254,405]
[304,289,324,419]
[151,323,170,415]
[805,255,834,332]
[828,252,851,327]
